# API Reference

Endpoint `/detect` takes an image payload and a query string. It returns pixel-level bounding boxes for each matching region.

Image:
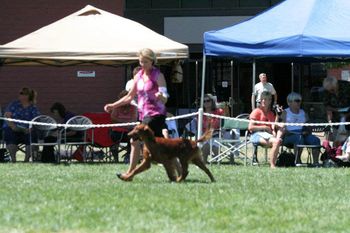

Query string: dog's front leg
[118,158,151,181]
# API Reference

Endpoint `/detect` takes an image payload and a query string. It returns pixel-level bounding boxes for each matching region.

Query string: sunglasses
[293,99,301,103]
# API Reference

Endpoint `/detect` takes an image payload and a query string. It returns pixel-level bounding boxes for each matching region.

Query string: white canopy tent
[0,5,188,66]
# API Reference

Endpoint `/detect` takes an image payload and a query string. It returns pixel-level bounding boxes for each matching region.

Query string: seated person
[280,92,321,166]
[51,102,75,124]
[40,102,77,162]
[185,94,238,162]
[3,87,40,162]
[50,102,81,140]
[110,90,138,162]
[248,91,284,168]
[323,76,350,146]
[165,112,179,138]
[335,136,350,162]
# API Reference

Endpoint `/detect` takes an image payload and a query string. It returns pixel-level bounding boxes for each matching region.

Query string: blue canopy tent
[197,0,350,137]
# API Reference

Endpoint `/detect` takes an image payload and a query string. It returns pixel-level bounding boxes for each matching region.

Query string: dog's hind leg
[163,161,178,182]
[192,154,216,182]
[176,158,189,182]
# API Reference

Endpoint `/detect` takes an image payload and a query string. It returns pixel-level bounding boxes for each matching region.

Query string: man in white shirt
[251,73,278,110]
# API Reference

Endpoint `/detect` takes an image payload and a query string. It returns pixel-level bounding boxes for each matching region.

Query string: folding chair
[0,107,9,160]
[0,106,5,149]
[251,143,270,166]
[63,115,93,162]
[295,125,326,166]
[166,119,179,138]
[29,115,61,162]
[208,113,251,165]
[83,112,130,163]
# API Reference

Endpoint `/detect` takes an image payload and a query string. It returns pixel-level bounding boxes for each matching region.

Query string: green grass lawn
[1,163,350,233]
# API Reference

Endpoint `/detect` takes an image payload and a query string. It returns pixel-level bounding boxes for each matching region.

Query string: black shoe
[252,157,259,165]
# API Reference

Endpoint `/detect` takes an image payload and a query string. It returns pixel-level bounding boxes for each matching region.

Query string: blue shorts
[250,131,274,145]
[283,133,320,146]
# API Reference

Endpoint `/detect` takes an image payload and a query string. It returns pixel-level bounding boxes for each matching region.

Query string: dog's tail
[196,128,214,143]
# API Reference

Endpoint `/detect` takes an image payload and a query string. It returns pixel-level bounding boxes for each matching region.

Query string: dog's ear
[144,125,155,136]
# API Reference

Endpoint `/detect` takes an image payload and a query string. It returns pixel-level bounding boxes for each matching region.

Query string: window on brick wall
[213,0,239,8]
[152,0,180,8]
[271,0,283,5]
[181,0,211,8]
[239,0,270,7]
[126,0,150,9]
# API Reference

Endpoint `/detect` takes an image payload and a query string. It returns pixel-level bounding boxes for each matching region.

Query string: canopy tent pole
[291,62,294,92]
[195,60,199,108]
[230,60,234,116]
[198,53,206,139]
[252,60,256,102]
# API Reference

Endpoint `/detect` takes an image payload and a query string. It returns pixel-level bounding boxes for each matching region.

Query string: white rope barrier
[0,111,199,129]
[166,112,198,121]
[0,111,349,129]
[203,112,350,127]
[0,116,139,128]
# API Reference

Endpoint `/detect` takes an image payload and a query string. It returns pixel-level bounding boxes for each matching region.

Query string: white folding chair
[29,115,61,162]
[208,114,251,165]
[63,115,93,162]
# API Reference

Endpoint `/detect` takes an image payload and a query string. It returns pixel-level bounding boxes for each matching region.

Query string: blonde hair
[20,87,37,104]
[323,76,338,91]
[138,48,157,65]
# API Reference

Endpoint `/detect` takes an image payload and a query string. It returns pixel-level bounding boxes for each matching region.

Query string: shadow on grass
[182,179,213,184]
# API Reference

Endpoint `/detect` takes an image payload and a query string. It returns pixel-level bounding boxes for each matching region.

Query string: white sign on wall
[77,71,96,78]
[341,70,350,81]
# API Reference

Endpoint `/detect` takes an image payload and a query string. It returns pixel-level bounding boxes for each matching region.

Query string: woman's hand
[155,92,162,99]
[8,122,16,130]
[5,112,16,130]
[4,112,12,118]
[155,92,167,104]
[104,104,113,113]
[264,126,272,134]
[275,122,285,129]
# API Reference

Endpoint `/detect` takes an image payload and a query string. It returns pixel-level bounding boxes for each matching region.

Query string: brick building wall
[327,65,350,81]
[0,0,125,115]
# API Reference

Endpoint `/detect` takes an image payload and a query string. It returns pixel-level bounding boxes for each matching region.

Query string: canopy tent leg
[198,53,206,139]
[291,62,294,92]
[230,60,234,116]
[195,60,199,108]
[252,60,256,106]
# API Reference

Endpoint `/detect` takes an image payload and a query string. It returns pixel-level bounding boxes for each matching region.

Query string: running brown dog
[117,124,215,182]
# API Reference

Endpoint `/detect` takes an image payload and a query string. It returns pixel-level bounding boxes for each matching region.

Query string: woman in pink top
[104,48,170,177]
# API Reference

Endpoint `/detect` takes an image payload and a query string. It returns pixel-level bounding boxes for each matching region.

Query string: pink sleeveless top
[136,67,167,120]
